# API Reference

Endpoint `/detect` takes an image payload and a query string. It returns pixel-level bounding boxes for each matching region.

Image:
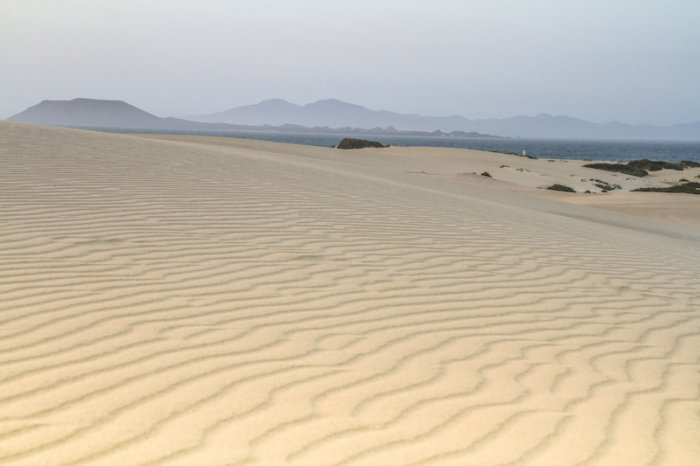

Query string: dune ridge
[0,122,698,465]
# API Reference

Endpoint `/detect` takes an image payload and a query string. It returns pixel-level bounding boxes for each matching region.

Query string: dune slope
[0,123,698,465]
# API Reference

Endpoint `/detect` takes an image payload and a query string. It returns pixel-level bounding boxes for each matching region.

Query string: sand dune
[1,122,699,465]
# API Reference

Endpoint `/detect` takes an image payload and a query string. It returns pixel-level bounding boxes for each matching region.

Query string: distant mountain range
[186,98,477,131]
[6,98,495,138]
[7,97,700,140]
[188,98,700,140]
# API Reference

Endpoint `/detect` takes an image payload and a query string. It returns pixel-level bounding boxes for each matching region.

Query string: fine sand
[1,122,699,465]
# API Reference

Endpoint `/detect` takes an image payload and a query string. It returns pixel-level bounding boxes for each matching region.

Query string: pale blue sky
[3,0,699,125]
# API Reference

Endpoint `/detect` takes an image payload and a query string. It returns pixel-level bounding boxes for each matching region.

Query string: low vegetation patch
[632,182,700,195]
[584,159,700,178]
[546,184,576,193]
[481,171,492,178]
[583,162,648,177]
[336,138,387,149]
[590,179,621,192]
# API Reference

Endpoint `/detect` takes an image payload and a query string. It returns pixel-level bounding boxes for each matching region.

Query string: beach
[1,122,699,465]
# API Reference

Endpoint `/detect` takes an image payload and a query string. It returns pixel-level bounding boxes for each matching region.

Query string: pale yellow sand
[1,122,699,465]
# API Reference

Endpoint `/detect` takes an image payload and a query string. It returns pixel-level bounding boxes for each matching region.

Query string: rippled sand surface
[1,123,699,465]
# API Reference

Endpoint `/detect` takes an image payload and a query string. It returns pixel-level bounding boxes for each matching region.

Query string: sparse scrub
[633,182,700,194]
[627,159,682,171]
[585,159,700,178]
[546,184,576,192]
[584,163,648,177]
[592,179,621,192]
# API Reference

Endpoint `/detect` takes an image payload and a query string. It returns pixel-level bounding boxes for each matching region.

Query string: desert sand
[1,122,699,465]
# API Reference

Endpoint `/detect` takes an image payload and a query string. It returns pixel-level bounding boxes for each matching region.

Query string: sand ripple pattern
[1,124,699,465]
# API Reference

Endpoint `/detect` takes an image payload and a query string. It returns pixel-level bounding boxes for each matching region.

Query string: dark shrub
[336,138,387,149]
[627,159,682,172]
[592,180,621,192]
[546,184,576,192]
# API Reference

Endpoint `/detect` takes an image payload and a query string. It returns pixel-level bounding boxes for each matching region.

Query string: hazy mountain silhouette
[8,98,700,140]
[6,98,491,137]
[189,98,303,126]
[189,98,700,140]
[187,98,474,132]
[9,98,163,128]
[6,98,230,131]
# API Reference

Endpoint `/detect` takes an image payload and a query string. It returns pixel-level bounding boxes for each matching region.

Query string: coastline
[86,127,700,164]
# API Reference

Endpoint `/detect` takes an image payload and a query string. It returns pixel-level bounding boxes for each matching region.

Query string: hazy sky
[3,0,699,125]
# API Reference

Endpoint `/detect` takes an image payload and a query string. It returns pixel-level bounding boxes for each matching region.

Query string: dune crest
[1,122,698,465]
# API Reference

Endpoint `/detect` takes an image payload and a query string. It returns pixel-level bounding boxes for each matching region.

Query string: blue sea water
[102,128,700,163]
[195,131,700,163]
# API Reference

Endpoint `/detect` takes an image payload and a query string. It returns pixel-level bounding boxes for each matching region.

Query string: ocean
[191,131,700,163]
[103,128,700,163]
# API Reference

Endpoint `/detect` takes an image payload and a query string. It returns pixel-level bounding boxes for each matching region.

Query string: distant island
[7,97,700,140]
